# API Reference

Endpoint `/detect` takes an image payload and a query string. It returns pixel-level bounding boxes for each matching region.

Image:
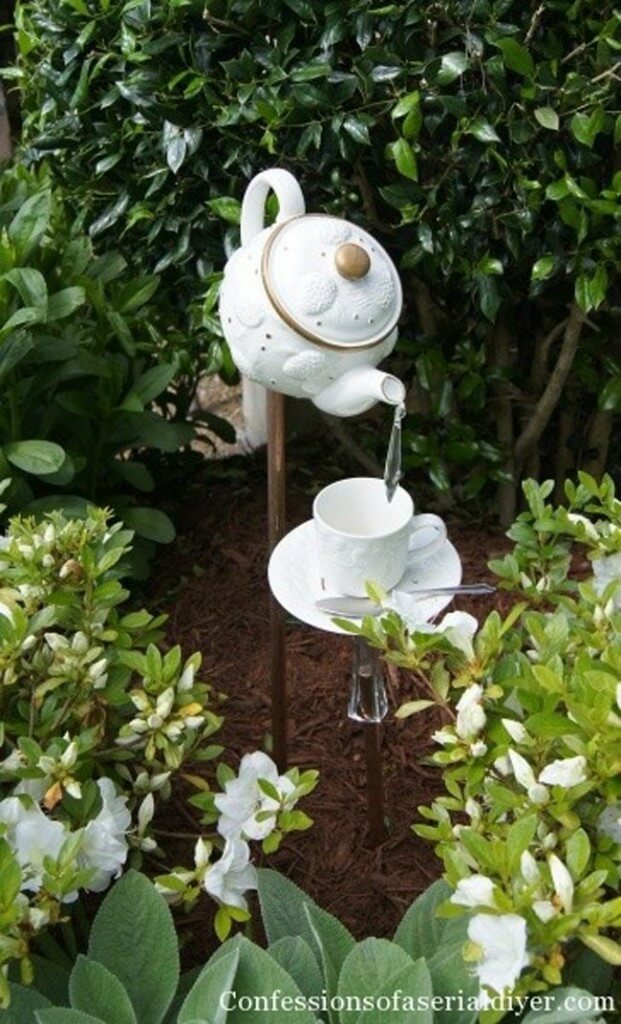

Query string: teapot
[219,169,405,417]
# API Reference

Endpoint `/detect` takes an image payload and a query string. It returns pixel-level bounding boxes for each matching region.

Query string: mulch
[149,453,518,961]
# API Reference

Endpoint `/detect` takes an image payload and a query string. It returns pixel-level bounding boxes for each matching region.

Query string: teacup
[313,477,447,597]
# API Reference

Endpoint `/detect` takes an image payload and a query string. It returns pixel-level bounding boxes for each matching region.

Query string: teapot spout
[312,366,406,417]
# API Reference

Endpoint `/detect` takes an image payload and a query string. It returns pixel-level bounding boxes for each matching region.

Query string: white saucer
[268,520,462,636]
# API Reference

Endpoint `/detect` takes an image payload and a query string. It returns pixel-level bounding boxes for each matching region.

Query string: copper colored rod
[267,390,288,771]
[364,723,386,846]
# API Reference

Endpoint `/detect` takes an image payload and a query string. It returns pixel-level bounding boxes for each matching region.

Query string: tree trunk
[489,319,517,527]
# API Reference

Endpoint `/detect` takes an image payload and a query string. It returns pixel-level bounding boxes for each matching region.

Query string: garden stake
[267,389,288,771]
[220,167,409,834]
[348,636,388,845]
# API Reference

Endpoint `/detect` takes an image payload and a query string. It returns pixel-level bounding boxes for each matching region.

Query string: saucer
[268,520,462,636]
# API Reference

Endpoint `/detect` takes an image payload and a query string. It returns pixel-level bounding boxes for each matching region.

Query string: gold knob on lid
[334,243,371,280]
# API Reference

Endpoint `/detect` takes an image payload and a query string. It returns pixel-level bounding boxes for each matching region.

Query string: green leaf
[531,255,555,281]
[36,1012,105,1024]
[534,107,559,130]
[207,936,317,1024]
[129,364,176,404]
[268,937,323,1000]
[121,507,175,543]
[495,38,534,77]
[178,948,240,1023]
[570,106,604,148]
[522,986,610,1022]
[256,868,324,950]
[599,376,621,412]
[337,939,429,1024]
[506,814,537,872]
[208,197,241,224]
[116,276,160,315]
[343,115,371,145]
[395,699,436,718]
[87,871,179,1024]
[476,273,501,322]
[3,268,48,309]
[468,117,500,143]
[392,91,420,119]
[393,137,418,181]
[566,829,590,880]
[394,880,467,960]
[8,191,51,260]
[304,903,355,1024]
[4,440,66,476]
[4,983,51,1024]
[0,332,35,383]
[47,287,86,321]
[426,940,479,1024]
[69,956,137,1024]
[437,52,469,84]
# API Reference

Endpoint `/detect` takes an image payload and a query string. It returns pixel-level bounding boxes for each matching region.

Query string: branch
[528,316,569,397]
[525,4,545,44]
[514,301,584,472]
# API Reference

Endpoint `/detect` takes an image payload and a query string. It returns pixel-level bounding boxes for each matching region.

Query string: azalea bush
[340,473,621,1013]
[7,870,610,1024]
[12,0,621,513]
[0,505,316,992]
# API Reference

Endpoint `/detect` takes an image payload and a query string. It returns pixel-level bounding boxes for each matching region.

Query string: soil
[149,448,518,961]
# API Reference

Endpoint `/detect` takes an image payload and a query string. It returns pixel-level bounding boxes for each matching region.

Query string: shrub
[0,162,205,567]
[342,473,621,1005]
[12,0,621,515]
[6,869,610,1023]
[0,506,315,986]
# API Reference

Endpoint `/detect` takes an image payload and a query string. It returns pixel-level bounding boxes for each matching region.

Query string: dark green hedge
[12,0,621,519]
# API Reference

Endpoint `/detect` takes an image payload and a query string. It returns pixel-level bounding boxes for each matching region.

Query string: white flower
[178,663,195,692]
[470,741,488,758]
[520,851,540,886]
[451,875,496,909]
[597,803,621,843]
[441,612,479,660]
[508,750,536,790]
[502,719,528,744]
[566,513,599,541]
[387,597,478,659]
[456,684,486,741]
[538,756,587,788]
[204,838,257,910]
[528,784,550,806]
[0,797,66,892]
[78,779,131,892]
[432,729,458,747]
[533,900,557,923]
[493,755,512,776]
[592,553,621,609]
[215,752,294,841]
[468,913,530,999]
[549,854,574,912]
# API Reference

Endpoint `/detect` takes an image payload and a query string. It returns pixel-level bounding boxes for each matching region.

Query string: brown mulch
[150,460,514,958]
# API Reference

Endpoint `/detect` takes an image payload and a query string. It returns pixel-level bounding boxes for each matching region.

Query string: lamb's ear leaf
[87,871,179,1024]
[394,879,466,958]
[303,903,355,1024]
[36,1010,105,1024]
[268,936,324,999]
[521,986,607,1023]
[3,983,51,1024]
[69,955,137,1024]
[177,948,240,1024]
[256,868,323,951]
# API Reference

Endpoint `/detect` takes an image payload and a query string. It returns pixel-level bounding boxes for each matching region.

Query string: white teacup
[313,477,447,597]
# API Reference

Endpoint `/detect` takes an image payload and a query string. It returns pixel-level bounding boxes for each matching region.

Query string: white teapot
[219,169,405,417]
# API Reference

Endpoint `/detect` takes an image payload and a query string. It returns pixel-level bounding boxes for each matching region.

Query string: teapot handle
[240,169,306,246]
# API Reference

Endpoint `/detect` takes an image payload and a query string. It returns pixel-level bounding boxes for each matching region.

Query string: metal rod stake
[267,390,288,771]
[348,637,387,844]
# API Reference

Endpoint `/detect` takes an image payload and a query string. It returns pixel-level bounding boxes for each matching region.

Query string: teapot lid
[262,214,402,350]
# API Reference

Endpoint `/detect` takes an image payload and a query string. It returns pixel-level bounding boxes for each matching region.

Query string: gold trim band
[260,215,397,352]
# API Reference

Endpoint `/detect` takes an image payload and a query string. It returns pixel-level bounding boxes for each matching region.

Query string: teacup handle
[408,513,447,560]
